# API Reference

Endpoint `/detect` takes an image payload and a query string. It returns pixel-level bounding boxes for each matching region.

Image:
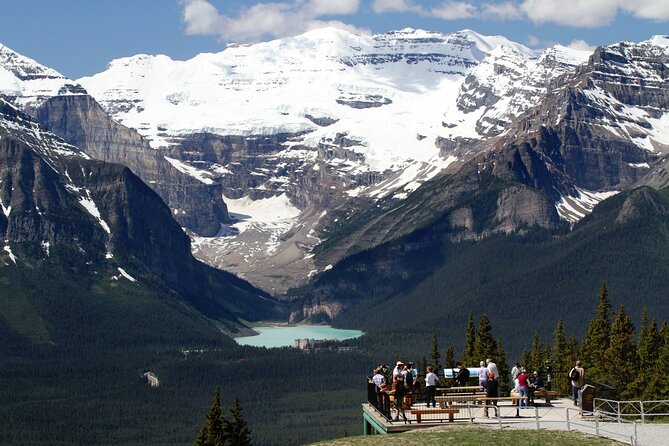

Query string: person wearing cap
[484,372,499,417]
[372,368,386,408]
[391,361,406,421]
[392,361,403,379]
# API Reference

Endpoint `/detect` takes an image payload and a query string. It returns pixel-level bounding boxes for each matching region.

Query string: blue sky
[1,0,668,79]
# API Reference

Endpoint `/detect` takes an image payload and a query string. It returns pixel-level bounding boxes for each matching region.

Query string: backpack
[569,368,580,381]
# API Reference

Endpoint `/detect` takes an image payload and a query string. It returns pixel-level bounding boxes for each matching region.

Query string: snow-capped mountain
[0,44,86,113]
[5,28,666,295]
[76,27,601,293]
[0,43,232,237]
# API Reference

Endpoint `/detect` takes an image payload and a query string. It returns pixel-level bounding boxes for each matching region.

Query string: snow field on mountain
[556,188,620,223]
[79,28,536,175]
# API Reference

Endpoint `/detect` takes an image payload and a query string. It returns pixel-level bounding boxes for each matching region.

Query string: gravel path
[424,400,669,445]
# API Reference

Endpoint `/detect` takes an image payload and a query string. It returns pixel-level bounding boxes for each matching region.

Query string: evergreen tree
[225,398,251,446]
[418,357,428,376]
[581,282,612,383]
[430,334,441,374]
[552,319,569,395]
[646,322,669,399]
[495,337,510,394]
[638,314,661,372]
[194,386,226,446]
[528,332,544,374]
[520,349,531,375]
[473,314,497,362]
[461,313,476,365]
[604,305,639,396]
[445,345,455,369]
[631,310,660,398]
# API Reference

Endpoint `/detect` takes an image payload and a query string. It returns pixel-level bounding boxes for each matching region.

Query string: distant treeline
[392,282,669,400]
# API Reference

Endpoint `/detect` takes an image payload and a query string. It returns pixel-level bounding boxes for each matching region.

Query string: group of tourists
[369,358,503,421]
[369,358,588,421]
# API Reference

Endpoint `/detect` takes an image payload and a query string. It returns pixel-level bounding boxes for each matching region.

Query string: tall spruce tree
[552,319,569,395]
[225,398,251,446]
[462,313,477,365]
[194,386,226,446]
[431,334,441,374]
[520,349,531,375]
[528,332,544,374]
[631,309,660,398]
[604,305,639,396]
[473,314,497,362]
[495,337,510,393]
[581,282,612,383]
[445,345,455,369]
[646,322,669,399]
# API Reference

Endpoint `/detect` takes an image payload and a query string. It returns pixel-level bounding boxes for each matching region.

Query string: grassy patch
[309,427,623,445]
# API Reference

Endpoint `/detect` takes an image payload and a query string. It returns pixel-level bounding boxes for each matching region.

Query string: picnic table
[436,386,481,395]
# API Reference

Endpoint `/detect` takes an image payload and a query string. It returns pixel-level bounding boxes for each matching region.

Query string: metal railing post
[566,408,571,431]
[595,416,600,438]
[640,401,645,424]
[535,405,540,430]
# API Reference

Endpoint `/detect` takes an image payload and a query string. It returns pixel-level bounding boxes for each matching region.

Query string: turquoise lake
[234,325,364,348]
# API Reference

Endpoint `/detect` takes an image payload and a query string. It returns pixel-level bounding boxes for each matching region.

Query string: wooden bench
[410,408,460,423]
[477,396,529,417]
[531,389,558,404]
[435,392,486,408]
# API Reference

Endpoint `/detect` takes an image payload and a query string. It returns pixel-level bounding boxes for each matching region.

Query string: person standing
[529,370,543,405]
[517,369,530,408]
[454,362,470,387]
[484,372,499,417]
[372,367,386,407]
[511,362,521,389]
[392,361,406,421]
[569,360,585,406]
[477,361,488,389]
[486,358,499,380]
[405,362,416,392]
[425,365,438,408]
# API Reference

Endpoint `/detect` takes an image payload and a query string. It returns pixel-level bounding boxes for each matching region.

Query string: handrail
[594,397,669,423]
[565,407,637,445]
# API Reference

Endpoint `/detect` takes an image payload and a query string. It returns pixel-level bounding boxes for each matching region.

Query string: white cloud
[521,0,619,27]
[372,0,420,13]
[428,1,478,20]
[566,39,597,52]
[180,0,362,42]
[620,0,669,21]
[306,0,360,16]
[526,35,541,47]
[481,2,524,20]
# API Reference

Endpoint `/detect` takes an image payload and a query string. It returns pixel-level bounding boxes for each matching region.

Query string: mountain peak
[0,43,87,113]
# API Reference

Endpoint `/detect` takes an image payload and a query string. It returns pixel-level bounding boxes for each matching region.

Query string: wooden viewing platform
[363,396,553,436]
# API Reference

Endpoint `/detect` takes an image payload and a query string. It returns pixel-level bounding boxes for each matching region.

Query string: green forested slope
[326,187,669,357]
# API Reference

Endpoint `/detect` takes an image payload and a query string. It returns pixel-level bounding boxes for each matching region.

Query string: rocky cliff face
[0,99,281,325]
[33,95,230,235]
[475,40,669,214]
[308,38,668,275]
[1,43,230,236]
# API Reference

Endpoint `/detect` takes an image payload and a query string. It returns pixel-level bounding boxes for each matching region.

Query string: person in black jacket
[454,362,470,387]
[484,372,499,417]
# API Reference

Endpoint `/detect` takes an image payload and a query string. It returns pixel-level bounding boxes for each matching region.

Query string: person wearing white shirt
[425,366,438,408]
[486,358,499,380]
